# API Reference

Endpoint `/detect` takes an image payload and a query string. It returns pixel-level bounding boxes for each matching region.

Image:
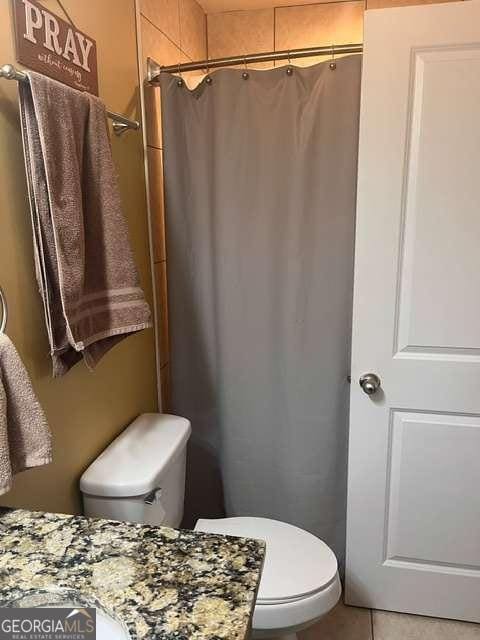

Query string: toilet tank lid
[79,413,191,498]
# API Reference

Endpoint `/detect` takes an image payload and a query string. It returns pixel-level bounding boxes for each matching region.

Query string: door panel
[346,0,480,621]
[386,411,480,568]
[396,47,480,357]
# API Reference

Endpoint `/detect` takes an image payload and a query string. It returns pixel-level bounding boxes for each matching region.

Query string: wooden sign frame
[11,0,99,95]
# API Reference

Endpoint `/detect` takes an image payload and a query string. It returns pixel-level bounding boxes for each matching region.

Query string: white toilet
[80,414,341,640]
[80,413,191,527]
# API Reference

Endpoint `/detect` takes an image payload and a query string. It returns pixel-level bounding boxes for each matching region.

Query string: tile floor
[293,601,480,639]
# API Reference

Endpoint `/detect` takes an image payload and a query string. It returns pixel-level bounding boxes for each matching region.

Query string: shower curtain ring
[242,56,249,80]
[176,62,184,87]
[205,58,212,84]
[286,50,293,75]
[329,44,337,71]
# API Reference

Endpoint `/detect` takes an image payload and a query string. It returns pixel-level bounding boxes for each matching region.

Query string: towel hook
[0,286,7,334]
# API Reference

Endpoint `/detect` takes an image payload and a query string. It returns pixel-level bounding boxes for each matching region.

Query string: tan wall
[207,0,461,68]
[0,0,157,514]
[139,0,207,408]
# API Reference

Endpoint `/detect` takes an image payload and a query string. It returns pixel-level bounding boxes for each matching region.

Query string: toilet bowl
[195,517,341,640]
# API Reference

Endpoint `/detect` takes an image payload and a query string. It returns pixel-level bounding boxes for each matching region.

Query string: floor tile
[372,610,480,640]
[297,601,372,640]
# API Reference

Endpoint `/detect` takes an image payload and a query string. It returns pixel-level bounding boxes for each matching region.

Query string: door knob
[359,373,381,395]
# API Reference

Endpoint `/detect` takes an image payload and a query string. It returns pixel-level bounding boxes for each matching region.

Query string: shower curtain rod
[148,42,363,80]
[0,64,140,135]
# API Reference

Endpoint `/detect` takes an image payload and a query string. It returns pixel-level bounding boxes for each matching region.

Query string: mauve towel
[0,334,52,495]
[19,72,152,376]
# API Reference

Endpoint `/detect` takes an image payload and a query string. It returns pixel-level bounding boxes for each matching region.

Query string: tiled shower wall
[139,0,207,409]
[206,0,459,69]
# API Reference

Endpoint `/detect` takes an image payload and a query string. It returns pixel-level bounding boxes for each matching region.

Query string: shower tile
[207,9,275,69]
[160,363,171,411]
[154,261,170,368]
[183,69,207,89]
[275,2,364,68]
[298,601,373,640]
[367,0,456,7]
[141,16,188,148]
[141,0,181,46]
[372,610,480,639]
[144,87,162,150]
[147,147,166,263]
[180,0,207,61]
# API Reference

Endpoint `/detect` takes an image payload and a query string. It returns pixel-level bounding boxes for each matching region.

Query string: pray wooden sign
[12,0,99,95]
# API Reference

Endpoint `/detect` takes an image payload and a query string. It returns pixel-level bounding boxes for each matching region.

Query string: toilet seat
[257,576,338,605]
[253,575,341,637]
[194,516,339,604]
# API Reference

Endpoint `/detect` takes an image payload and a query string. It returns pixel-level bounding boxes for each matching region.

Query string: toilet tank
[80,413,191,528]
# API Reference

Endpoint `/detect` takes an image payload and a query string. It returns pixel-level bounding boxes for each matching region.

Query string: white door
[346,0,480,622]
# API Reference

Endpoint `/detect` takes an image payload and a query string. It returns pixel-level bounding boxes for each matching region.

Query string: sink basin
[36,604,130,640]
[2,589,131,640]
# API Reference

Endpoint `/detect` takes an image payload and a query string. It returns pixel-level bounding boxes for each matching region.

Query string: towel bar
[0,287,7,334]
[0,63,140,136]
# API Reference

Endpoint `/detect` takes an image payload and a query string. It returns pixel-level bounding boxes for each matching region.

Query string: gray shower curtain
[160,55,361,565]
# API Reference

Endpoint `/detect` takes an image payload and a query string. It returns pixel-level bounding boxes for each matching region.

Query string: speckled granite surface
[0,509,265,640]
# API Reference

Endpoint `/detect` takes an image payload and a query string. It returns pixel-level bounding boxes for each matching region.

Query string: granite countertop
[0,509,265,640]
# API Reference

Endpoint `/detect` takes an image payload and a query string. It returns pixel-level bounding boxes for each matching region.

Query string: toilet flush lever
[144,487,162,505]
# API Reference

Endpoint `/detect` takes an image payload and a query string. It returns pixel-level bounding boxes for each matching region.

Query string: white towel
[0,334,52,495]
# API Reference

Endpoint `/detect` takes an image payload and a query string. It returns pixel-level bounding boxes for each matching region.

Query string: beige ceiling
[198,0,334,15]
